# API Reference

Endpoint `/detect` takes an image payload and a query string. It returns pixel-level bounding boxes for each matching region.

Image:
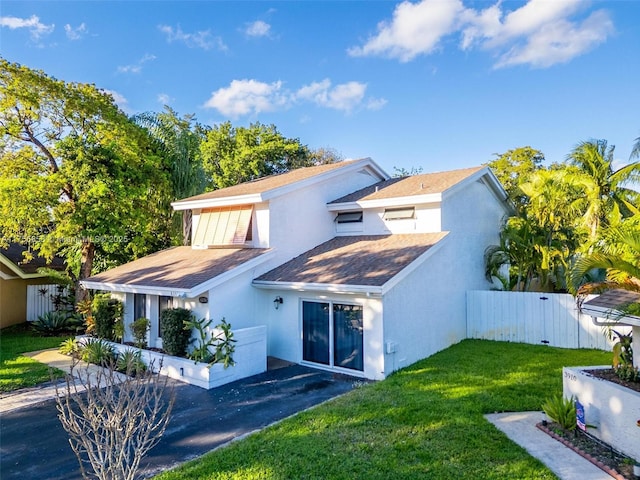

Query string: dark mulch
[586,368,640,393]
[538,421,637,479]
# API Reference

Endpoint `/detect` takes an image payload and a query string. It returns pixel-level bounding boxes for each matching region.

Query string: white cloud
[64,22,87,40]
[117,53,156,75]
[494,10,614,69]
[349,0,614,69]
[245,20,271,38]
[203,79,286,117]
[157,93,173,105]
[0,14,54,40]
[158,24,227,51]
[204,78,386,117]
[347,0,464,62]
[101,89,128,110]
[296,79,371,113]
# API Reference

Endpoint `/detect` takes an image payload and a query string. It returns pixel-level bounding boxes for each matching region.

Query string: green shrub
[160,308,193,357]
[615,364,640,383]
[32,311,72,335]
[542,394,576,431]
[92,295,123,341]
[184,317,236,368]
[81,338,116,366]
[59,338,79,356]
[116,349,147,376]
[130,317,150,348]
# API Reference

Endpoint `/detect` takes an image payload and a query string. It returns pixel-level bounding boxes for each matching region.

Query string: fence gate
[466,291,626,351]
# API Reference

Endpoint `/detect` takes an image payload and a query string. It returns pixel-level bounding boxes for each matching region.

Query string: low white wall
[563,366,640,461]
[79,325,267,390]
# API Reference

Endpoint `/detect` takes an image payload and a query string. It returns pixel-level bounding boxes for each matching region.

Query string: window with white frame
[335,211,363,224]
[383,207,415,221]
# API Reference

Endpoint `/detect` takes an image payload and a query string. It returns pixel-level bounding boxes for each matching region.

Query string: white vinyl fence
[26,284,68,321]
[466,290,631,351]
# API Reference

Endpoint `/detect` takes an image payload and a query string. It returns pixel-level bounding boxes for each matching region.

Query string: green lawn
[0,323,67,392]
[156,339,611,480]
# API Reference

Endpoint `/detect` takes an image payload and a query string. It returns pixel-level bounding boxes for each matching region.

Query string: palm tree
[570,218,640,295]
[567,139,640,239]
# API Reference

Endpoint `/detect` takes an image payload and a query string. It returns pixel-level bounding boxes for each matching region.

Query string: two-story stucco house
[83,158,510,380]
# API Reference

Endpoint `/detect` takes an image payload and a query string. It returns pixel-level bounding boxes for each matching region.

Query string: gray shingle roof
[85,246,269,290]
[255,233,447,287]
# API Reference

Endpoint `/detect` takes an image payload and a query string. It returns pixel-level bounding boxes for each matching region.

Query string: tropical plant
[59,337,80,356]
[130,317,150,348]
[542,394,576,431]
[184,317,236,368]
[31,311,82,336]
[116,349,147,376]
[160,308,193,357]
[612,330,634,368]
[566,139,640,239]
[80,338,116,366]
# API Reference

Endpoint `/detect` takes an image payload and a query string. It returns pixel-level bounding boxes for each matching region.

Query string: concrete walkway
[486,412,611,480]
[0,349,126,414]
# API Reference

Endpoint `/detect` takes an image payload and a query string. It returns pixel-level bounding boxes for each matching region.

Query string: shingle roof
[329,166,484,204]
[84,246,269,290]
[1,243,66,275]
[583,289,640,311]
[255,233,447,287]
[175,160,363,204]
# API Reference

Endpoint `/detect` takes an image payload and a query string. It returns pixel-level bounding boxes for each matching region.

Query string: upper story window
[335,212,363,224]
[193,205,253,247]
[383,207,415,221]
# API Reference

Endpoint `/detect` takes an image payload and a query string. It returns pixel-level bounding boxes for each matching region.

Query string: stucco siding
[357,203,441,236]
[1,277,58,329]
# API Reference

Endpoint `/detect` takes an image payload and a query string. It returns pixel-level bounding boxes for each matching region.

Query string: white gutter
[252,280,383,297]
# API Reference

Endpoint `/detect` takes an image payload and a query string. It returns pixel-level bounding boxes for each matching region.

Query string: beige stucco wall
[0,266,58,329]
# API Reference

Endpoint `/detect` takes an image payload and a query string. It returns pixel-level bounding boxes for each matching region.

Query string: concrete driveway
[0,364,359,479]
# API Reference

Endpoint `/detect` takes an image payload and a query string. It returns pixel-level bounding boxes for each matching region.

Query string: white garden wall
[467,291,631,350]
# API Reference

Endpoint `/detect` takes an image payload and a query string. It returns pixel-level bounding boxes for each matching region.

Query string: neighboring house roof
[82,246,272,297]
[172,158,388,210]
[581,289,640,327]
[253,233,448,295]
[0,243,66,280]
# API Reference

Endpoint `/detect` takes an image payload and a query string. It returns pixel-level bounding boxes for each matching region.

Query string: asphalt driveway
[0,364,359,479]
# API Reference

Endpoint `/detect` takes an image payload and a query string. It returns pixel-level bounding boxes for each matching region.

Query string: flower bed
[77,325,267,389]
[563,366,640,461]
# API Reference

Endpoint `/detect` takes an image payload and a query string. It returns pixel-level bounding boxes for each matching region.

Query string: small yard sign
[575,399,586,431]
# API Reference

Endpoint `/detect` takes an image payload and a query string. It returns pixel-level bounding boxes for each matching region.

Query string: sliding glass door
[302,301,363,372]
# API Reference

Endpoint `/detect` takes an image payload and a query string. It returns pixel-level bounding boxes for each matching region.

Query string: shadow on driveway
[0,364,360,479]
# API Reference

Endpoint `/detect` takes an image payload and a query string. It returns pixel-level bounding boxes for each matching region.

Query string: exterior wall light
[273,296,283,309]
[198,296,208,304]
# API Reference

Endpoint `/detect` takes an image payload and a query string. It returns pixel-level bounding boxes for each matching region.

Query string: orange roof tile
[85,246,269,290]
[255,233,447,287]
[329,166,484,204]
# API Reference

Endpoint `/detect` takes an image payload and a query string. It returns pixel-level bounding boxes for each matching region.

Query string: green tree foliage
[486,147,544,212]
[133,107,207,244]
[0,59,171,300]
[485,139,640,293]
[200,121,321,189]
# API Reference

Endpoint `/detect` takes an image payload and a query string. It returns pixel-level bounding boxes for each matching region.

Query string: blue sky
[2,1,639,174]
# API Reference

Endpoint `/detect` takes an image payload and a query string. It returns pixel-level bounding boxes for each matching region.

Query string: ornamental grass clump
[542,394,576,431]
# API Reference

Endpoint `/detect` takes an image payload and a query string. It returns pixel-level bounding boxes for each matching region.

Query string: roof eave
[327,193,442,211]
[171,193,263,211]
[0,254,51,279]
[82,250,275,298]
[581,305,640,327]
[252,280,383,297]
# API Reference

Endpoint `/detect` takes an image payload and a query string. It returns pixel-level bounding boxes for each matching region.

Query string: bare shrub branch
[54,358,175,480]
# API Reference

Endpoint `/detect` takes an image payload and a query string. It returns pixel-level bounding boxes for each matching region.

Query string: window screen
[335,212,363,224]
[383,207,415,220]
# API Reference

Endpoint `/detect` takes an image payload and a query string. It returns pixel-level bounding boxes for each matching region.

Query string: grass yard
[156,339,611,480]
[0,323,67,392]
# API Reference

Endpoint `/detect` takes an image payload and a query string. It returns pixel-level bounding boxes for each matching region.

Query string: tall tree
[566,139,640,239]
[486,147,545,213]
[0,59,169,301]
[200,121,316,189]
[133,107,207,245]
